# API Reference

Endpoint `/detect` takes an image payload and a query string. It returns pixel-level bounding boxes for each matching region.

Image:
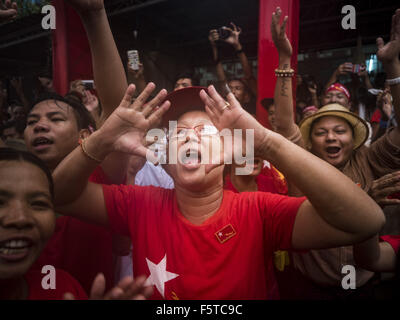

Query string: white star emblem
[145,254,179,298]
[218,232,223,237]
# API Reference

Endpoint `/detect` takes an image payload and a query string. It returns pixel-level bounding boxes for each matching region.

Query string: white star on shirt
[218,232,223,237]
[145,254,179,298]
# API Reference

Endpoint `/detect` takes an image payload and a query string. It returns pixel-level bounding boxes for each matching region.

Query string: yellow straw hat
[299,103,369,150]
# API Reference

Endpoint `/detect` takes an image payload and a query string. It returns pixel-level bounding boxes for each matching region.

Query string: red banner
[257,0,299,128]
[52,0,93,95]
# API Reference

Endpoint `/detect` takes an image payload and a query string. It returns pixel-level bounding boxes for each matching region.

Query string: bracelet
[379,119,388,129]
[80,138,102,163]
[235,48,244,55]
[275,68,295,77]
[386,77,400,86]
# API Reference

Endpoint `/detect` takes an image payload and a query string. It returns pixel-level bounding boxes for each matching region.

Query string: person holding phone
[208,22,257,114]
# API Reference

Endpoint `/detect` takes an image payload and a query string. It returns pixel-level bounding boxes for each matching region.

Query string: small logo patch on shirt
[215,224,236,244]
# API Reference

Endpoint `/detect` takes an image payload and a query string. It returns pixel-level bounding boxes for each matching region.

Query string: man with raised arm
[25,0,132,294]
[271,7,400,299]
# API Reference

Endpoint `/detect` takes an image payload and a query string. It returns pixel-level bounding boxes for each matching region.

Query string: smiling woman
[0,148,86,300]
[0,148,154,300]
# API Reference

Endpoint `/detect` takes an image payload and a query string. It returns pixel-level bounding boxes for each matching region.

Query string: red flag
[215,224,237,244]
[52,0,93,95]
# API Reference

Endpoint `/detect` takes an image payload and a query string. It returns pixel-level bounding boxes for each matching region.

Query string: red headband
[325,83,351,100]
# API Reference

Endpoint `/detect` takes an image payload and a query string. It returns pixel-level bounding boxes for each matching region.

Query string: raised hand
[83,90,99,112]
[376,9,400,65]
[97,83,169,162]
[271,7,292,60]
[199,85,270,157]
[223,22,242,48]
[65,0,104,14]
[127,62,144,79]
[64,274,153,300]
[0,0,17,23]
[208,29,219,46]
[308,83,317,95]
[369,171,400,207]
[336,62,353,76]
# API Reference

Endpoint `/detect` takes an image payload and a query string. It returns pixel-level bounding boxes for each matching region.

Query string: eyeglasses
[169,124,219,140]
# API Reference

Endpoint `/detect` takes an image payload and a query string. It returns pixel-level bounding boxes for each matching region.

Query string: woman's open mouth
[180,148,202,170]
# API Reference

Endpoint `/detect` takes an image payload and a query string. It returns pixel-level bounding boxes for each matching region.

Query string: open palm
[199,85,269,156]
[377,9,400,64]
[99,83,169,161]
[271,7,292,59]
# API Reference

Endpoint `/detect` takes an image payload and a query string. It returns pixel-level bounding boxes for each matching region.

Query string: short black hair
[29,92,96,131]
[261,98,274,110]
[0,148,54,199]
[175,71,199,86]
[228,78,251,94]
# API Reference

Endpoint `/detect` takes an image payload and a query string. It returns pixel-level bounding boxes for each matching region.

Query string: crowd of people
[0,0,400,301]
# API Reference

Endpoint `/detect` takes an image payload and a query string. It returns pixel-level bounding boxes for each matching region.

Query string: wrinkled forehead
[176,110,211,127]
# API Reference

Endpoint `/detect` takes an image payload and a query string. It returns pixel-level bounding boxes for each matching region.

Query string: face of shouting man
[309,116,354,169]
[24,100,88,170]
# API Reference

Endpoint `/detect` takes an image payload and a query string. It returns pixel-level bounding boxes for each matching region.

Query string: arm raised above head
[376,8,400,147]
[200,85,385,250]
[53,84,170,225]
[270,7,304,146]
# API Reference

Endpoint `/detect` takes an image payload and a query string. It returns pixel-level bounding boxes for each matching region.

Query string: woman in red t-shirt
[0,148,151,300]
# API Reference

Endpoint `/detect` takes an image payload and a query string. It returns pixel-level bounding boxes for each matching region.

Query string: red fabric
[223,165,288,300]
[103,185,305,300]
[257,0,299,129]
[31,167,114,296]
[325,83,351,100]
[224,165,288,195]
[52,0,93,95]
[26,269,87,300]
[371,109,382,124]
[380,235,400,254]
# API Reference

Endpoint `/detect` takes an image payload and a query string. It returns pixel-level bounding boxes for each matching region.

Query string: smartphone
[127,50,140,70]
[82,80,95,90]
[352,64,362,73]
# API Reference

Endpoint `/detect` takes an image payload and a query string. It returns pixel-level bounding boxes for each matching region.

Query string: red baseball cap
[161,86,207,127]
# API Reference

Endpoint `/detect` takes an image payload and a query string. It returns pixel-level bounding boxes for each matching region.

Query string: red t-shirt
[223,165,287,300]
[224,165,288,195]
[31,167,114,295]
[380,235,400,253]
[103,185,305,300]
[26,269,87,300]
[371,109,381,124]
